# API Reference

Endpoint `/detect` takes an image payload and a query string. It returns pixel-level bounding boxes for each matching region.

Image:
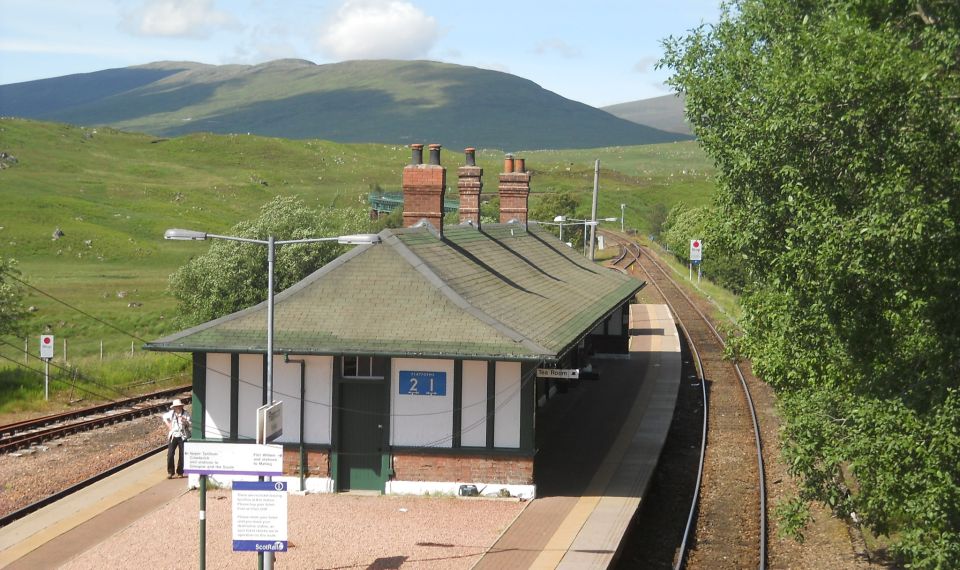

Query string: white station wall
[273,355,333,445]
[237,354,263,440]
[494,361,522,448]
[460,360,488,447]
[391,358,454,448]
[204,353,231,440]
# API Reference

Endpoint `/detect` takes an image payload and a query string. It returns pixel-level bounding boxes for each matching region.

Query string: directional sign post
[536,368,580,380]
[184,442,284,570]
[257,401,284,444]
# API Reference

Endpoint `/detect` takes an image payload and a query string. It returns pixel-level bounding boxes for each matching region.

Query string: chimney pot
[458,146,483,229]
[498,157,531,226]
[410,144,424,165]
[428,144,442,165]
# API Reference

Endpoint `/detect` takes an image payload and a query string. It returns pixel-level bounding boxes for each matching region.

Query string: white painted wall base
[385,480,536,500]
[187,474,335,494]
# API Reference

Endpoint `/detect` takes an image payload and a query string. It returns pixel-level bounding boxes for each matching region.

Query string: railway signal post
[39,334,54,400]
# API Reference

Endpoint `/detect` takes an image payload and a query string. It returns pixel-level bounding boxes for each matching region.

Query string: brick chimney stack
[498,154,531,225]
[457,148,483,228]
[402,143,447,235]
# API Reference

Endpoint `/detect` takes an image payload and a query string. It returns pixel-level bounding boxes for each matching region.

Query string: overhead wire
[0,337,127,399]
[1,269,554,421]
[0,352,118,402]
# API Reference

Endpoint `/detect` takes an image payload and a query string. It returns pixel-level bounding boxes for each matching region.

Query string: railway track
[0,385,191,454]
[605,231,767,570]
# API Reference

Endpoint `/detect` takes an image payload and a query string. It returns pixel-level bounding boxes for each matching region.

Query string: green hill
[603,93,692,136]
[0,118,713,361]
[0,59,690,151]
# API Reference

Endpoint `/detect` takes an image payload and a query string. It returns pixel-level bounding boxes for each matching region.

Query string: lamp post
[552,216,617,257]
[163,228,380,570]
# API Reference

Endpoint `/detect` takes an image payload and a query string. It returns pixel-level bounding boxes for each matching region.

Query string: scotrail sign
[232,480,288,552]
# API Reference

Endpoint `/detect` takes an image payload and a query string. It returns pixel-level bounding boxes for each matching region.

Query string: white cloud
[533,38,581,59]
[316,0,438,60]
[632,56,659,73]
[122,0,236,38]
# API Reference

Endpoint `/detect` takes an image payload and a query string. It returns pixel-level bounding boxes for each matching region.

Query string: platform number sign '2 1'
[399,371,447,396]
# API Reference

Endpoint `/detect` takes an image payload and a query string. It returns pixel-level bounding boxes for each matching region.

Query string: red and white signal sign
[40,334,54,359]
[690,239,703,262]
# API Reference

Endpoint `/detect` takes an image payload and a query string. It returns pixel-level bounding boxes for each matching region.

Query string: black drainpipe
[284,354,307,492]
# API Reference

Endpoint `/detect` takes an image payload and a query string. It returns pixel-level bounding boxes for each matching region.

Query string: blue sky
[0,0,719,107]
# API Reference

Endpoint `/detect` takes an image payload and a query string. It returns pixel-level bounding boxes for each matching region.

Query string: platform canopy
[145,222,643,363]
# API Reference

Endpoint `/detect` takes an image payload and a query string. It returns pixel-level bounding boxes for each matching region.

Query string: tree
[169,196,370,326]
[661,203,748,293]
[529,191,584,246]
[0,258,26,336]
[663,1,960,565]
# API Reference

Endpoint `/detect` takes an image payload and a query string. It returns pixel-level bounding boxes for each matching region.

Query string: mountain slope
[0,59,690,150]
[603,93,692,136]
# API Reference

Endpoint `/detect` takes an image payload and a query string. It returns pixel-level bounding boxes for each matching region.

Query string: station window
[342,356,375,378]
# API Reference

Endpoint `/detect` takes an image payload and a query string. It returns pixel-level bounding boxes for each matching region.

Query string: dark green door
[337,381,386,491]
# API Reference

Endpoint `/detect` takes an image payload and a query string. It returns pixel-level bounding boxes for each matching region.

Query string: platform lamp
[163,228,381,570]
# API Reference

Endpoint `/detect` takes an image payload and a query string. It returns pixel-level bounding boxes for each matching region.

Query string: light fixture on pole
[164,228,380,570]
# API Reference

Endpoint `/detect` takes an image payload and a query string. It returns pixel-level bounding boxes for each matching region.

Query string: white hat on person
[171,399,185,408]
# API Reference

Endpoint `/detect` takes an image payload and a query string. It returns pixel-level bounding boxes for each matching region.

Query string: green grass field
[0,118,717,410]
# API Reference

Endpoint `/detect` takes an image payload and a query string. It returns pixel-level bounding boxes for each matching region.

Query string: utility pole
[621,203,626,232]
[588,159,600,260]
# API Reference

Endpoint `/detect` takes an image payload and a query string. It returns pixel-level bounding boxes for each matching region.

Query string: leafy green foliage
[663,1,960,565]
[660,202,748,293]
[168,196,369,326]
[529,191,584,245]
[775,494,813,543]
[0,258,26,336]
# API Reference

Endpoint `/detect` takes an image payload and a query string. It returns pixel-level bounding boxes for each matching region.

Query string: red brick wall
[282,447,329,478]
[402,164,446,229]
[392,452,534,485]
[457,165,483,226]
[498,171,531,224]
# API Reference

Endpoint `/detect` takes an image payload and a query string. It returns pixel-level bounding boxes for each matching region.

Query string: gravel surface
[60,492,525,570]
[0,415,167,518]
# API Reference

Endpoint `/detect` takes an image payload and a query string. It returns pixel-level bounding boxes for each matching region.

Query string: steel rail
[0,384,191,438]
[604,231,766,570]
[1,387,191,453]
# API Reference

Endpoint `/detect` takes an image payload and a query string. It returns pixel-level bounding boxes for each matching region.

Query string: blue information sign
[399,371,447,396]
[232,481,287,552]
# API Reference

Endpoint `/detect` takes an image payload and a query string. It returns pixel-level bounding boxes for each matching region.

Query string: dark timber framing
[453,360,463,448]
[486,363,496,449]
[191,353,206,440]
[229,353,239,440]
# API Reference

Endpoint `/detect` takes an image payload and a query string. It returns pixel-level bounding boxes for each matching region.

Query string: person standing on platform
[162,399,191,478]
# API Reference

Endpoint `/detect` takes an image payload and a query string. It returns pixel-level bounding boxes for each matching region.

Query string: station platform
[0,304,681,569]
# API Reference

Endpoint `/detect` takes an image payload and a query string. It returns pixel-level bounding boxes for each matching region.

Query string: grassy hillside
[0,60,690,151]
[0,118,714,365]
[603,93,692,136]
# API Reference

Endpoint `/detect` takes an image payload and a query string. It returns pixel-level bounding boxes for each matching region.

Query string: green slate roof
[145,222,643,362]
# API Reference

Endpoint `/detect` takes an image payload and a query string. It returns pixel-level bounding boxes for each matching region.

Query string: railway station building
[146,145,643,498]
